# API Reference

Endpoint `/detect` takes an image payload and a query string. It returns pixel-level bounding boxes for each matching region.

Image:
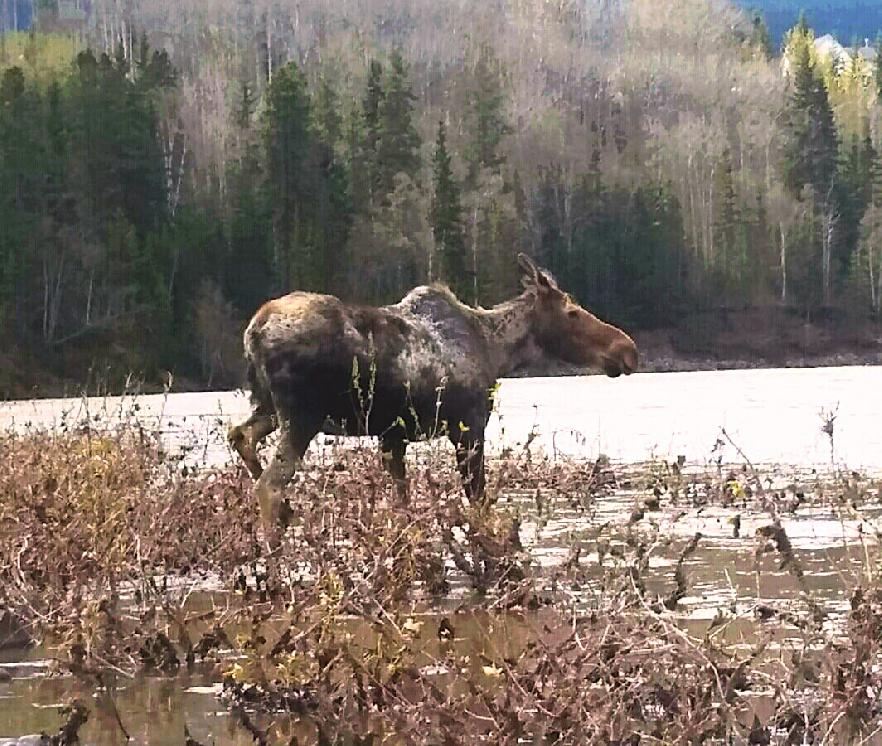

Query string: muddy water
[2,367,882,742]
[0,663,255,745]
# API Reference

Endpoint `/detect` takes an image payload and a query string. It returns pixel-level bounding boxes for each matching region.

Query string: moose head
[518,253,638,377]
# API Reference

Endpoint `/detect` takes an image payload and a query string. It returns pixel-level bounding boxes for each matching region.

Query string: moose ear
[517,252,538,281]
[535,269,556,292]
[518,253,557,293]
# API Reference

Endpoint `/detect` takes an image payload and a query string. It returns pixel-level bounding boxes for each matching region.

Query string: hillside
[3,0,882,394]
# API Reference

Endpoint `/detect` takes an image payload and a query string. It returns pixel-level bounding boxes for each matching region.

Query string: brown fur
[228,253,638,542]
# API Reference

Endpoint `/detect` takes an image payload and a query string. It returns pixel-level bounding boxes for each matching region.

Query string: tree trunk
[85,271,94,326]
[472,206,479,306]
[876,253,882,317]
[707,163,715,265]
[266,11,273,84]
[821,202,837,306]
[779,224,788,303]
[42,258,49,341]
[48,250,65,343]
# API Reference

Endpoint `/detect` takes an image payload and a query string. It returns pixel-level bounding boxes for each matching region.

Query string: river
[0,366,879,469]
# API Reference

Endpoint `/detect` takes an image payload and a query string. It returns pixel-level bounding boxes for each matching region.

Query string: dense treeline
[3,0,882,388]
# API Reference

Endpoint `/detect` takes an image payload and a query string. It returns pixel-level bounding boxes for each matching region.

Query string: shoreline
[3,349,881,402]
[4,306,882,399]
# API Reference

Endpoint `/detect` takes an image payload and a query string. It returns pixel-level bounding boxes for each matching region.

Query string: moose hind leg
[228,409,277,479]
[451,433,487,504]
[254,421,314,543]
[380,434,408,501]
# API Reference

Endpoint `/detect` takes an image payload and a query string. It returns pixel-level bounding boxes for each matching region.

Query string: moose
[229,253,638,540]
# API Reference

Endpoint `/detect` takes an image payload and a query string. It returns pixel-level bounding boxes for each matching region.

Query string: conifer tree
[465,43,511,184]
[345,105,371,215]
[713,148,738,289]
[264,61,313,290]
[363,60,384,156]
[225,80,272,313]
[264,62,353,294]
[0,66,37,330]
[431,119,468,298]
[750,11,774,60]
[374,49,420,199]
[782,21,838,200]
[810,78,839,197]
[313,76,342,150]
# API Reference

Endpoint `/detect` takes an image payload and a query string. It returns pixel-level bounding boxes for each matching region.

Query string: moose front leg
[451,431,487,504]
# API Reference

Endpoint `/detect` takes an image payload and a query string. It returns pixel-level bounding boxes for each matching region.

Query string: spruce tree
[465,43,511,184]
[783,27,816,195]
[782,22,838,200]
[312,83,352,294]
[226,80,271,313]
[345,105,371,214]
[809,76,839,197]
[431,119,468,298]
[374,49,420,199]
[0,67,37,329]
[750,11,774,60]
[363,60,384,156]
[713,148,738,289]
[313,76,342,150]
[264,61,313,290]
[264,63,352,294]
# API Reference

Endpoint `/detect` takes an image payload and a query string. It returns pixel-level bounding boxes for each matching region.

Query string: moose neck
[475,290,540,378]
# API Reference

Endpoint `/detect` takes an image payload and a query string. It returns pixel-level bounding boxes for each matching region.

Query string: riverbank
[2,306,881,399]
[641,305,882,372]
[518,306,882,376]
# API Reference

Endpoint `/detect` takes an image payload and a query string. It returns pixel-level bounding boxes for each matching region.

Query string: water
[1,366,879,469]
[1,366,881,742]
[0,666,253,745]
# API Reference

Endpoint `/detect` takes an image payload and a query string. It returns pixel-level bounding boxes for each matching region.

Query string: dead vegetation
[1,423,882,744]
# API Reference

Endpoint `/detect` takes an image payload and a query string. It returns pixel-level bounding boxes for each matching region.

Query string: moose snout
[602,339,638,378]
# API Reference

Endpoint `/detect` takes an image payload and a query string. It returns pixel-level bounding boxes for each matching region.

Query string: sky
[2,1,882,56]
[734,1,882,49]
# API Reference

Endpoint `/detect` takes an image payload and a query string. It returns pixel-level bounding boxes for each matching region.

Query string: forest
[3,0,882,392]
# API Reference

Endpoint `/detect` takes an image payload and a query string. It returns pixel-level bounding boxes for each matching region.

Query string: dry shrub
[1,425,882,744]
[0,427,256,645]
